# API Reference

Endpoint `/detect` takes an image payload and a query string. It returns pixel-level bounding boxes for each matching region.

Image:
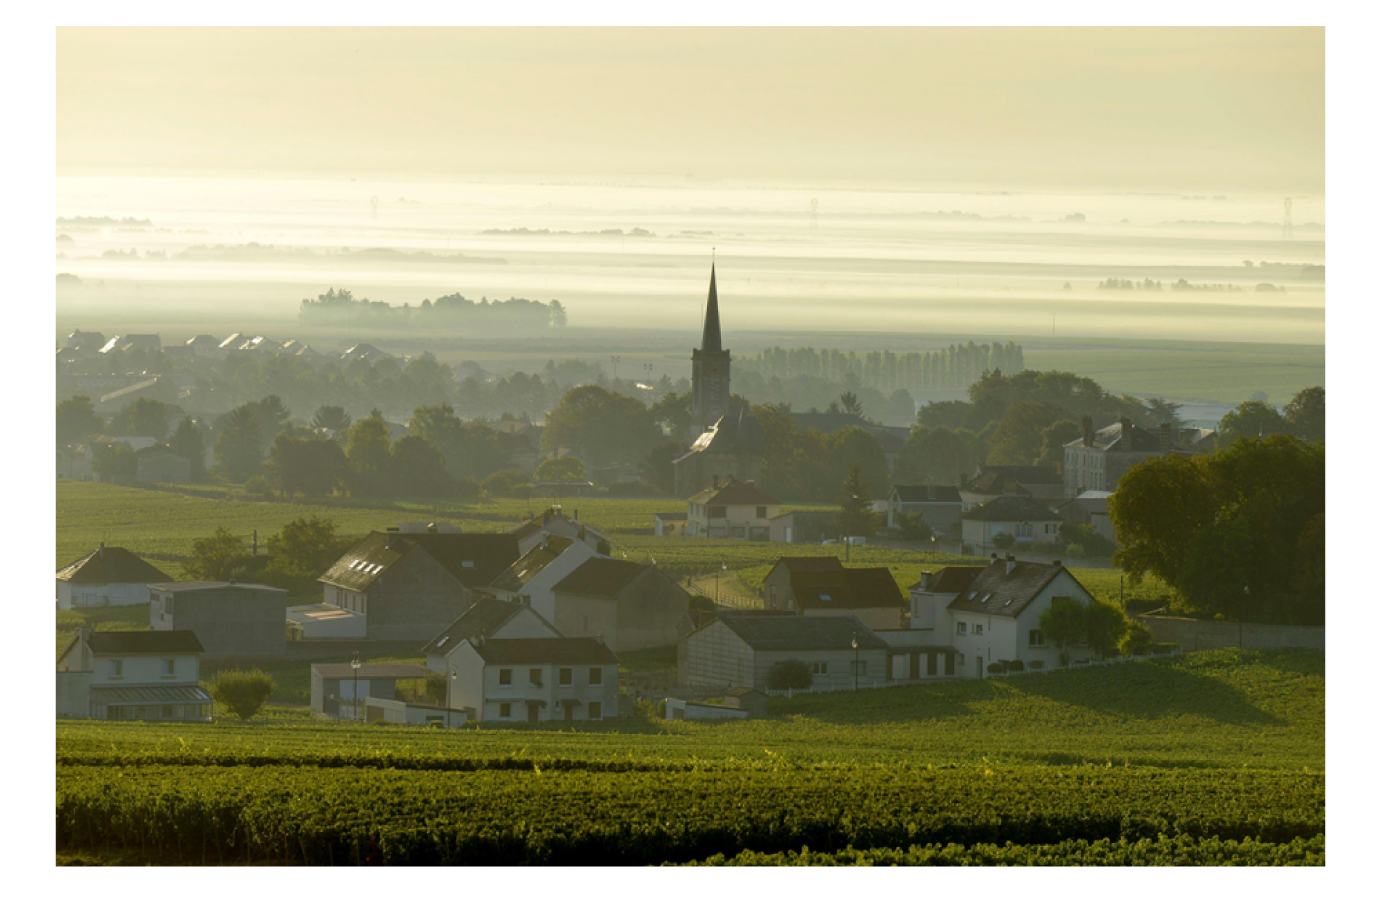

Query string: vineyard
[55,650,1323,865]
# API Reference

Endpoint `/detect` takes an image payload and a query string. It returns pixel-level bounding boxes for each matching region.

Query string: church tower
[691,263,731,434]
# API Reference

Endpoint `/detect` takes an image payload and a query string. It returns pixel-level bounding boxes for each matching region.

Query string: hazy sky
[58,27,1323,192]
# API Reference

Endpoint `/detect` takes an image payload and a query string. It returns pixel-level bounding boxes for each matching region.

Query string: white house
[447,636,620,723]
[506,506,611,556]
[911,555,1099,677]
[56,629,213,721]
[907,566,988,631]
[485,535,604,618]
[56,543,172,610]
[886,485,963,531]
[686,477,781,540]
[961,496,1064,553]
[678,612,892,692]
[422,598,561,673]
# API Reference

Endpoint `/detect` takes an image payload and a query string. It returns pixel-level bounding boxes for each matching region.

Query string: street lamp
[1241,586,1249,649]
[350,651,362,723]
[851,633,860,692]
[716,562,727,605]
[446,667,457,729]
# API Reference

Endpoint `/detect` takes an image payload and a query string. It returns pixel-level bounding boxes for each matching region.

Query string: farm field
[55,649,1324,865]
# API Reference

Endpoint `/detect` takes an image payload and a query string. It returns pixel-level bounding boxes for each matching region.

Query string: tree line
[740,342,1024,393]
[299,287,566,331]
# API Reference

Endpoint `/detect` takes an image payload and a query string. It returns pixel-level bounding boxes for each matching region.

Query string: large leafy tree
[109,397,172,439]
[263,516,349,586]
[1283,386,1324,442]
[836,462,876,537]
[1036,419,1082,469]
[535,456,587,483]
[1039,597,1086,665]
[390,435,453,497]
[985,401,1068,466]
[343,417,393,496]
[310,405,352,432]
[896,426,971,485]
[186,527,256,581]
[827,427,890,499]
[266,429,350,498]
[542,385,662,468]
[1084,600,1130,659]
[166,418,208,480]
[213,404,266,483]
[640,441,684,495]
[410,403,508,478]
[1218,400,1292,443]
[56,395,102,445]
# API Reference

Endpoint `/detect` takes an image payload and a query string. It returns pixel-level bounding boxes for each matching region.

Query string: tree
[897,426,971,485]
[836,462,876,537]
[1283,386,1324,442]
[214,404,266,483]
[210,669,277,720]
[108,397,172,439]
[650,392,693,442]
[265,516,346,577]
[542,385,662,468]
[1084,600,1130,659]
[766,659,814,691]
[266,430,349,498]
[549,299,568,328]
[1120,622,1155,656]
[838,391,865,418]
[57,395,102,445]
[535,456,587,483]
[1039,597,1086,666]
[827,428,890,499]
[166,418,208,480]
[253,395,292,440]
[343,417,392,496]
[411,404,509,479]
[985,401,1068,466]
[92,442,137,482]
[390,435,453,497]
[1036,420,1082,469]
[1144,397,1184,428]
[884,388,916,426]
[640,441,684,495]
[481,468,534,498]
[311,405,352,432]
[185,527,255,581]
[1218,400,1292,442]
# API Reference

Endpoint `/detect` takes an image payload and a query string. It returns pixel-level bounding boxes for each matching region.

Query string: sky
[56,27,1324,193]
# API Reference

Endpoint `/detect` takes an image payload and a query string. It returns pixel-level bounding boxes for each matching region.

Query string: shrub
[766,659,814,691]
[1086,599,1131,659]
[244,474,274,500]
[1120,622,1156,656]
[1031,541,1062,555]
[1013,541,1033,553]
[1028,660,1044,669]
[991,532,1015,550]
[425,670,449,705]
[1065,543,1087,559]
[1006,660,1025,672]
[454,475,481,499]
[480,468,531,498]
[960,543,975,556]
[210,668,277,720]
[986,662,1007,675]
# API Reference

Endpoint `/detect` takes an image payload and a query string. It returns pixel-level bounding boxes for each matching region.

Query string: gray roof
[714,613,889,651]
[89,684,213,705]
[422,598,548,657]
[86,630,204,655]
[57,546,172,585]
[474,637,619,666]
[488,536,576,594]
[962,496,1063,523]
[148,581,285,593]
[891,484,962,504]
[947,560,1089,618]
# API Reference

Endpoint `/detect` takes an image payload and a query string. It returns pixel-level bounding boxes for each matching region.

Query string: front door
[976,656,984,679]
[565,702,576,721]
[526,702,541,723]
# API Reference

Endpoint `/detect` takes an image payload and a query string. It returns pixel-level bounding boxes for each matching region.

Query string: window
[708,505,726,518]
[160,705,174,719]
[974,624,984,636]
[1029,629,1047,647]
[559,668,573,686]
[529,668,543,687]
[498,669,512,687]
[956,622,967,635]
[1016,523,1033,539]
[108,659,123,679]
[588,701,602,720]
[811,661,828,675]
[164,596,174,616]
[162,658,175,677]
[818,592,833,603]
[499,703,512,719]
[852,661,868,677]
[756,506,768,518]
[956,653,966,667]
[589,667,603,686]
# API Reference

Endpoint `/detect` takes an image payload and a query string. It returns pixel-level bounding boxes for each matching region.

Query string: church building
[673,264,766,497]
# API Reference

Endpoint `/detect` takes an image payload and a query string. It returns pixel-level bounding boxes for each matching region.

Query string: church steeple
[701,263,722,352]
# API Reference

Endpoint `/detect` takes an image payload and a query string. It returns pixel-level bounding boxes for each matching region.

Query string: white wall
[507,546,602,622]
[60,582,154,609]
[91,653,200,685]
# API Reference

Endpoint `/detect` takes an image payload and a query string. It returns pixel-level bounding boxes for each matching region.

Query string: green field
[55,649,1324,865]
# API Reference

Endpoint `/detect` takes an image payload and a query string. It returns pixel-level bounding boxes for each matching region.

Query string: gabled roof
[148,580,284,594]
[423,598,543,656]
[789,566,904,612]
[488,536,577,594]
[506,510,610,544]
[713,613,888,651]
[975,464,1061,484]
[968,471,1032,496]
[891,484,962,504]
[319,532,520,593]
[948,560,1088,618]
[86,630,204,655]
[908,565,985,594]
[551,558,650,599]
[688,478,780,507]
[1063,421,1191,454]
[57,546,172,585]
[773,556,844,574]
[962,496,1062,523]
[473,637,619,666]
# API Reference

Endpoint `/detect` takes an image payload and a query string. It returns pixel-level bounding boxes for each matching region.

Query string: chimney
[1159,423,1173,451]
[1119,417,1134,448]
[712,474,719,488]
[1081,416,1094,447]
[919,570,934,591]
[960,472,969,490]
[745,479,755,488]
[573,509,579,522]
[1052,559,1062,568]
[98,541,105,556]
[1005,553,1016,574]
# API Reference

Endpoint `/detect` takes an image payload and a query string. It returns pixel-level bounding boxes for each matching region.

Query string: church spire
[700,263,722,352]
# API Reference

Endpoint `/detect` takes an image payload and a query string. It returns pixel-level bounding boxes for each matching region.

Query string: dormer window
[462,560,476,569]
[818,593,833,603]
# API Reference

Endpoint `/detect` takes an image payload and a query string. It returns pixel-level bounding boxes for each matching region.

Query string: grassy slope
[56,650,1323,772]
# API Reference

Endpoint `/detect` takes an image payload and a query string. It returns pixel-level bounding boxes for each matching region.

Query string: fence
[1136,610,1324,653]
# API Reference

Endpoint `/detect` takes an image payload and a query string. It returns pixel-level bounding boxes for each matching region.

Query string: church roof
[699,263,723,352]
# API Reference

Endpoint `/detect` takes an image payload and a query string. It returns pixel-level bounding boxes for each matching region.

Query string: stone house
[1062,417,1200,498]
[148,581,288,657]
[549,558,692,652]
[760,556,906,631]
[57,629,213,721]
[56,543,172,610]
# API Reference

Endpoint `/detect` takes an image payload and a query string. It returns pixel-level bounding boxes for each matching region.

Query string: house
[678,612,891,692]
[672,408,767,497]
[939,554,1099,676]
[549,559,692,652]
[907,566,987,631]
[422,598,561,673]
[653,512,688,537]
[686,477,781,540]
[57,629,213,721]
[886,485,964,531]
[1062,417,1200,498]
[960,464,1064,510]
[56,543,172,609]
[724,687,770,717]
[1055,490,1117,545]
[341,343,395,364]
[285,603,367,640]
[486,535,603,617]
[183,334,223,358]
[135,449,192,484]
[66,329,106,353]
[309,662,431,720]
[760,556,906,631]
[961,496,1063,553]
[317,530,521,641]
[99,334,162,354]
[96,377,181,413]
[505,506,611,555]
[57,443,96,481]
[148,581,288,657]
[218,332,248,353]
[447,636,620,723]
[664,698,749,720]
[768,510,835,543]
